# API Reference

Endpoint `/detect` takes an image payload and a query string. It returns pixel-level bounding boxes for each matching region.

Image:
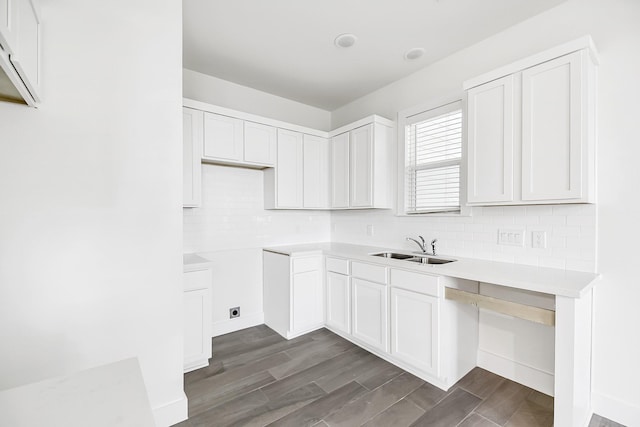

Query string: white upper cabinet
[11,0,39,99]
[467,75,515,204]
[330,132,350,208]
[274,129,303,208]
[203,112,244,162]
[329,117,393,210]
[183,108,203,208]
[521,51,586,202]
[349,124,374,208]
[303,134,330,208]
[202,113,276,168]
[244,121,276,166]
[0,0,16,53]
[465,37,597,206]
[184,99,395,211]
[0,0,40,106]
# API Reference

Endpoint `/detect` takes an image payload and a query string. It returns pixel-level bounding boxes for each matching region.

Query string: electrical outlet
[229,307,240,319]
[532,231,547,249]
[366,225,374,236]
[498,229,525,246]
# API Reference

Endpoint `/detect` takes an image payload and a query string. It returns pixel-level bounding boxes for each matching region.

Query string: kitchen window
[399,98,465,215]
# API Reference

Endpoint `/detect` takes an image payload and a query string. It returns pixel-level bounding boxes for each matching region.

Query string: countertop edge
[262,243,600,299]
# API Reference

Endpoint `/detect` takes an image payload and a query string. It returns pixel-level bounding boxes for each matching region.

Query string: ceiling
[183,0,566,111]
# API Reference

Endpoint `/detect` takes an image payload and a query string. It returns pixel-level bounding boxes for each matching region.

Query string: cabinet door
[330,132,350,208]
[521,51,584,201]
[349,124,374,207]
[352,278,388,352]
[10,0,40,102]
[467,75,514,204]
[390,287,439,377]
[276,129,303,208]
[183,287,211,372]
[244,121,276,166]
[303,134,330,208]
[291,269,323,334]
[203,112,244,161]
[0,0,15,54]
[326,271,350,334]
[183,108,203,208]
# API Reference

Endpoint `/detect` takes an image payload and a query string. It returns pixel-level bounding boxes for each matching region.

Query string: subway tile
[567,215,596,226]
[539,215,567,226]
[552,205,585,215]
[539,257,566,269]
[513,215,539,225]
[566,259,596,273]
[553,226,582,237]
[526,206,553,216]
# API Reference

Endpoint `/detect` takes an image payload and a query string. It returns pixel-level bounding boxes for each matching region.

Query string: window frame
[396,93,470,217]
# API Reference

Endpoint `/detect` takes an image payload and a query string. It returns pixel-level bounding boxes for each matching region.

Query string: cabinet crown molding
[463,35,598,90]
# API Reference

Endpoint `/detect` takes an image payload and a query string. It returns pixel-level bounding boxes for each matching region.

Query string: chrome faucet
[406,236,438,256]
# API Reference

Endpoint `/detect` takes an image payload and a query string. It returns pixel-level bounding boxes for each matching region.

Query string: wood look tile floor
[177,325,620,427]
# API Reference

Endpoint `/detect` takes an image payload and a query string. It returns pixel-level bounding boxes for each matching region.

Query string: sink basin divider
[445,287,556,326]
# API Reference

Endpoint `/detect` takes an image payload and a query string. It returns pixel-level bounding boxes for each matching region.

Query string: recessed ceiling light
[334,33,357,48]
[404,48,425,61]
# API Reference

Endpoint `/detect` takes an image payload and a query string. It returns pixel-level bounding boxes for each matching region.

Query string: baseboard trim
[477,349,554,396]
[212,312,264,337]
[592,391,640,426]
[152,392,187,427]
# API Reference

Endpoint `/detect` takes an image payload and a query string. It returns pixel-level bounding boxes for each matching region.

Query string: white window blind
[405,101,462,214]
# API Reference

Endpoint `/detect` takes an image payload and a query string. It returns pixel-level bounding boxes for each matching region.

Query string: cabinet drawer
[351,261,386,284]
[292,256,321,273]
[184,269,211,291]
[389,269,441,297]
[326,257,349,275]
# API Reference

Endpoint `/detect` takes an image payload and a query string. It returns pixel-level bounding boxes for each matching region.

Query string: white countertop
[183,253,212,271]
[0,358,155,427]
[264,242,600,298]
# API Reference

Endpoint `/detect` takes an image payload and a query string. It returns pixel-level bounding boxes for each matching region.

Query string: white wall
[0,1,185,425]
[331,0,640,424]
[183,69,332,131]
[184,164,331,335]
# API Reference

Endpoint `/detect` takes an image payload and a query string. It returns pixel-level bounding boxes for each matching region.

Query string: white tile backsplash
[183,164,331,253]
[331,205,597,273]
[184,164,596,275]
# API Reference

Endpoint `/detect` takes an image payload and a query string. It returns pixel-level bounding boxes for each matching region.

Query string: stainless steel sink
[406,256,455,265]
[370,252,456,265]
[371,252,414,260]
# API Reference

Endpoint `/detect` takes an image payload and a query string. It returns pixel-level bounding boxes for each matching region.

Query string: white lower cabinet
[291,265,324,334]
[325,271,350,334]
[263,251,324,339]
[352,278,388,353]
[390,287,439,377]
[183,266,212,373]
[268,252,479,390]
